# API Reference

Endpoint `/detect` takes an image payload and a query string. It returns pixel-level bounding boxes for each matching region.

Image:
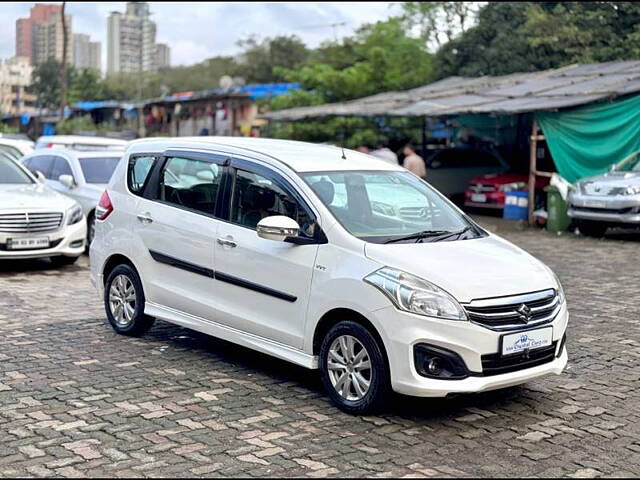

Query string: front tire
[104,264,155,336]
[319,321,391,415]
[578,220,608,237]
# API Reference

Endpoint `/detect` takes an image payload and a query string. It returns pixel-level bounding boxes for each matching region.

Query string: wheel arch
[102,253,142,286]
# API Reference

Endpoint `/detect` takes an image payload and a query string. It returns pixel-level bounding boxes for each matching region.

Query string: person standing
[371,143,399,165]
[402,143,427,178]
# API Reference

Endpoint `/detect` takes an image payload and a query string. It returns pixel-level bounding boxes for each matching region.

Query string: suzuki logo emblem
[516,304,532,323]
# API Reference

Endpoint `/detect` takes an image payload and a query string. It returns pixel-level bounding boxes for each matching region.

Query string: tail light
[95,190,114,220]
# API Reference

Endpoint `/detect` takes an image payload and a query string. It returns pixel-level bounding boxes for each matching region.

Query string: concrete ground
[0,216,639,478]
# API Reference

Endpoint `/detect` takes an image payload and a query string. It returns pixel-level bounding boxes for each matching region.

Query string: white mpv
[90,137,568,414]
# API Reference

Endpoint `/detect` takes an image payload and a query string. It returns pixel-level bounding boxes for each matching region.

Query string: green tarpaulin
[536,94,640,183]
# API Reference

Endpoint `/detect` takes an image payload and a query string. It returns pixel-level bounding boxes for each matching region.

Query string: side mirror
[58,174,75,189]
[256,215,300,242]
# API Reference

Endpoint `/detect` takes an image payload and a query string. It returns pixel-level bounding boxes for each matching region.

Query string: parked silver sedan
[568,150,640,236]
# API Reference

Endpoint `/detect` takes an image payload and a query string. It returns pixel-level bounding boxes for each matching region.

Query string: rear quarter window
[127,155,157,196]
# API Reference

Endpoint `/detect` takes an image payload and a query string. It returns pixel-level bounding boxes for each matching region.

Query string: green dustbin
[545,185,570,232]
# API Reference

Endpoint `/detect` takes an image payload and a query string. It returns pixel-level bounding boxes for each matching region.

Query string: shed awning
[262,60,640,121]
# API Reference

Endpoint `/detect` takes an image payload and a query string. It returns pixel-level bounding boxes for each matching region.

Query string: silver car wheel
[109,274,136,327]
[327,335,372,401]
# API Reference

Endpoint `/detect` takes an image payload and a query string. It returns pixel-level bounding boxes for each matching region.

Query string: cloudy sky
[1,2,401,69]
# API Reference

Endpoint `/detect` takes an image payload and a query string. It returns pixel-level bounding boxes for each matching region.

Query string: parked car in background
[425,147,509,205]
[0,138,34,161]
[568,150,640,237]
[21,149,122,246]
[35,135,127,151]
[464,173,550,210]
[90,137,567,414]
[0,154,86,265]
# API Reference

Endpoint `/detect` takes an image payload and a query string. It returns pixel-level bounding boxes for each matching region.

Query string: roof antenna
[341,145,346,160]
[340,119,347,160]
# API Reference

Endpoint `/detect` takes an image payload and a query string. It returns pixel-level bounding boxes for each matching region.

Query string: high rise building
[155,43,170,70]
[107,2,163,75]
[15,4,72,65]
[0,57,36,114]
[73,33,101,72]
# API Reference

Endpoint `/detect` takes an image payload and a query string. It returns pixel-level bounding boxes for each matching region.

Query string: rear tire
[50,255,79,267]
[578,220,607,237]
[104,264,155,336]
[319,321,391,415]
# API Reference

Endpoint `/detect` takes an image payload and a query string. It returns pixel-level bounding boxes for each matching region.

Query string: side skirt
[144,301,319,369]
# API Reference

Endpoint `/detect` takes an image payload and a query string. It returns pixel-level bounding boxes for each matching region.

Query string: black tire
[86,212,95,252]
[104,264,155,336]
[578,220,608,237]
[319,321,391,415]
[50,255,79,266]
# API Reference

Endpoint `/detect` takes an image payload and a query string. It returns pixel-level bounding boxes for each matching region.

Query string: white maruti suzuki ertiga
[89,137,568,414]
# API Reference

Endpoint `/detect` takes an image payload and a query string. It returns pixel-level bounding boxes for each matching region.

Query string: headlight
[550,270,565,305]
[66,204,83,225]
[364,267,467,320]
[499,182,526,193]
[625,185,640,195]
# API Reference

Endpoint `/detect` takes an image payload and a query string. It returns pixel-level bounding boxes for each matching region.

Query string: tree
[59,1,68,119]
[235,35,310,83]
[401,2,479,50]
[30,59,64,109]
[69,68,106,102]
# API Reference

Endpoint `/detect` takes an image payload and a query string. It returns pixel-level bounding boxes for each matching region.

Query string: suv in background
[21,149,122,246]
[90,137,568,414]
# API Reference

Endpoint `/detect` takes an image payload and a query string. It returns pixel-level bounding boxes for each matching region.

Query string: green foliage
[236,35,309,83]
[0,124,19,134]
[55,115,97,135]
[434,2,640,78]
[29,59,63,109]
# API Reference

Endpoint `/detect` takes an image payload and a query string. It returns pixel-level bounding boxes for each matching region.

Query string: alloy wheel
[327,334,372,401]
[108,274,136,327]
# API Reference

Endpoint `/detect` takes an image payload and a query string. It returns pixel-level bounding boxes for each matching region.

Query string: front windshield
[302,171,478,243]
[613,151,640,172]
[79,157,121,184]
[0,155,34,184]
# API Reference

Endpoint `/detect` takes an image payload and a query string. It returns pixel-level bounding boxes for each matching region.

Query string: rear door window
[28,155,54,178]
[50,156,73,181]
[127,155,157,196]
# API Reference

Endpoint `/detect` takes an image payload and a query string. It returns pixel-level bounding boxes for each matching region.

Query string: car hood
[0,183,75,211]
[469,172,527,186]
[364,234,555,303]
[579,171,640,188]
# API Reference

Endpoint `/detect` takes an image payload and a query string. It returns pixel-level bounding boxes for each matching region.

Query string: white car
[0,138,34,161]
[20,149,122,245]
[90,137,568,414]
[0,155,86,265]
[35,135,127,152]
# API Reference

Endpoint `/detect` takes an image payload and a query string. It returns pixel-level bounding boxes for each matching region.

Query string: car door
[24,154,54,181]
[213,158,321,349]
[134,150,228,320]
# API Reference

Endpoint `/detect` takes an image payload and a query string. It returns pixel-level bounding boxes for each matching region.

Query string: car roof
[36,135,128,146]
[126,136,402,173]
[0,138,34,151]
[25,148,122,159]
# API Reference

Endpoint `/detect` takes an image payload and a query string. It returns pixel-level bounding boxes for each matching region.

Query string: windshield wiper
[384,230,453,244]
[427,226,472,243]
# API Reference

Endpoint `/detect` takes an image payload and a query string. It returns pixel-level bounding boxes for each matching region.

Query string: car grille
[571,206,637,215]
[0,212,64,234]
[463,289,560,332]
[468,183,496,193]
[480,341,558,376]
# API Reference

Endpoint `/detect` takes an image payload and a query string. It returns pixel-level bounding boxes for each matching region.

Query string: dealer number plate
[501,327,553,356]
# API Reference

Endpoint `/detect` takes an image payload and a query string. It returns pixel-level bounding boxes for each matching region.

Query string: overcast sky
[1,2,401,69]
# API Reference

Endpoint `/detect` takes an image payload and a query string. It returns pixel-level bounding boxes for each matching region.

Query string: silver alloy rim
[109,274,136,327]
[327,335,372,401]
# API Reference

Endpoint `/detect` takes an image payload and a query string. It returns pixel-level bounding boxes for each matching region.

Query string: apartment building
[156,43,171,70]
[0,57,36,114]
[15,4,72,66]
[73,33,102,72]
[107,2,162,75]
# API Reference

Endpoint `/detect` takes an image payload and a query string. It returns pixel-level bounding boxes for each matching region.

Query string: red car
[464,173,549,210]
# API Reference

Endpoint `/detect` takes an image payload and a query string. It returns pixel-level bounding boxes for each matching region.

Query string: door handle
[137,213,153,224]
[216,237,237,248]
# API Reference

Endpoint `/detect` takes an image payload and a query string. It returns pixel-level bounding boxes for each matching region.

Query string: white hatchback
[90,137,568,414]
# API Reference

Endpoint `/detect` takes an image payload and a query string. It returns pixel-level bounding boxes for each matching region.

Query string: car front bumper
[0,220,86,260]
[568,192,640,224]
[372,302,569,397]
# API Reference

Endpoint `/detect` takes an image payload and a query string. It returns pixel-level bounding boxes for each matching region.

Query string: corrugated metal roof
[262,60,640,121]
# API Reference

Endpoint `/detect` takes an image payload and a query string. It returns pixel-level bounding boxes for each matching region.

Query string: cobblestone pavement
[1,218,639,478]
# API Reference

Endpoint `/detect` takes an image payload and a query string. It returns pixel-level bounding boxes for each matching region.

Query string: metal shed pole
[528,120,538,224]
